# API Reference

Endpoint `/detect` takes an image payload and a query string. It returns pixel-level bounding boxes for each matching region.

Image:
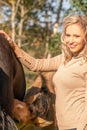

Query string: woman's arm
[0,31,63,72]
[16,48,62,71]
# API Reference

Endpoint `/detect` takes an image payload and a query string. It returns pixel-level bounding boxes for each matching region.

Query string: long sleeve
[14,44,63,72]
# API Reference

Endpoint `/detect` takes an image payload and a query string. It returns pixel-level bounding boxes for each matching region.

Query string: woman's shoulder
[52,53,64,66]
[80,60,87,75]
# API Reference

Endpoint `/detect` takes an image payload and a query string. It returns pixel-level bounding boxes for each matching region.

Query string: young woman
[1,15,87,130]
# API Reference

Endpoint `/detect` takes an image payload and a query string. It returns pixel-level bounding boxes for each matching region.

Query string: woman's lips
[69,44,77,49]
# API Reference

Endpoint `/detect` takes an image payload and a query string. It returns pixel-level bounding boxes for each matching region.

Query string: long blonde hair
[61,15,87,64]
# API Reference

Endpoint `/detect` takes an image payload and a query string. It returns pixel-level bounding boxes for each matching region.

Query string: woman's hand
[0,30,15,50]
[0,30,24,58]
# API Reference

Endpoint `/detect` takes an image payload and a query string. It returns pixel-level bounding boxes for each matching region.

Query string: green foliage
[67,0,87,15]
[48,33,61,56]
[23,0,46,9]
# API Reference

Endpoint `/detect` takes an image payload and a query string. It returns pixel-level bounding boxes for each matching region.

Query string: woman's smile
[69,44,77,49]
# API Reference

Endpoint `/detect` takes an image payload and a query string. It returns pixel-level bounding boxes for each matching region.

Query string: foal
[13,71,58,130]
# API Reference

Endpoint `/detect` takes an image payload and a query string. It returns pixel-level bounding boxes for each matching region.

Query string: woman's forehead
[65,24,85,34]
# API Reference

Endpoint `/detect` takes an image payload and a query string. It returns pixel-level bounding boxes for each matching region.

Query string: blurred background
[0,0,87,129]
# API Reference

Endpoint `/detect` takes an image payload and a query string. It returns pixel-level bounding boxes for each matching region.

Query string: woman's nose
[69,37,74,43]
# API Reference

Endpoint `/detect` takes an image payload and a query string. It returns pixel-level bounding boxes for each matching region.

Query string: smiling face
[64,24,86,56]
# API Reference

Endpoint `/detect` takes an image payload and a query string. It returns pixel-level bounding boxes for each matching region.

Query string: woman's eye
[74,35,80,38]
[65,34,70,37]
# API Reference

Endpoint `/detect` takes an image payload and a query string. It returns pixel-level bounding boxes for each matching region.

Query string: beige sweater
[15,47,87,130]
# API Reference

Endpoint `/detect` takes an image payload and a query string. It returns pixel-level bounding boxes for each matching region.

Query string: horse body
[12,50,26,100]
[0,34,26,117]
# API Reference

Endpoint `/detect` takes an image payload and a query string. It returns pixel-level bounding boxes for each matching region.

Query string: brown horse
[13,71,58,130]
[0,34,26,118]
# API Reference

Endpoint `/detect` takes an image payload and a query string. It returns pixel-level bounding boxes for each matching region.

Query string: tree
[0,0,64,56]
[0,0,65,88]
[66,0,87,16]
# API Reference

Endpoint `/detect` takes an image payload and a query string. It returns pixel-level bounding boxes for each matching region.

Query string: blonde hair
[61,15,87,64]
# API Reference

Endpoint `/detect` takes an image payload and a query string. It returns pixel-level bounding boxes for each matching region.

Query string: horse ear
[13,99,27,110]
[15,104,24,109]
[40,74,49,93]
